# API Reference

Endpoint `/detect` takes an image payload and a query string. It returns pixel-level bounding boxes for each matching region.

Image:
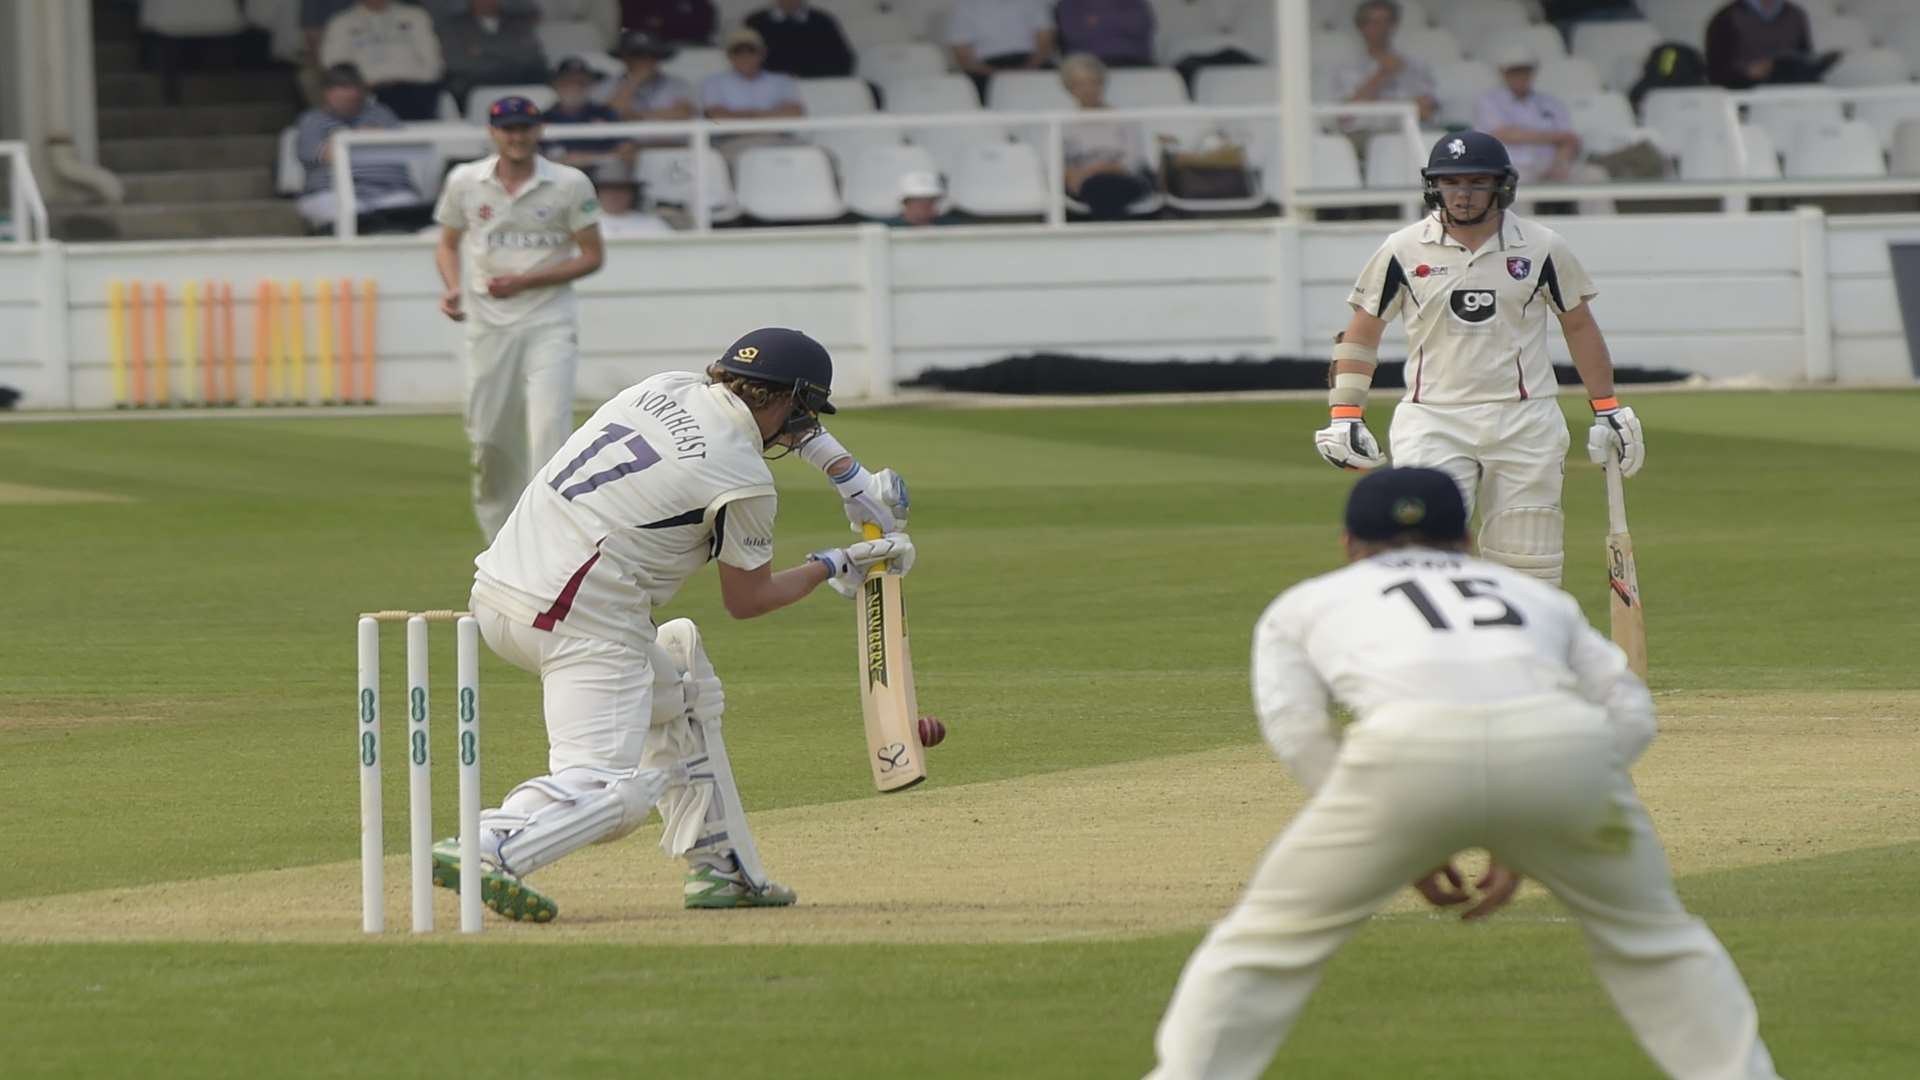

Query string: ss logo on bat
[1449,289,1497,326]
[876,743,910,771]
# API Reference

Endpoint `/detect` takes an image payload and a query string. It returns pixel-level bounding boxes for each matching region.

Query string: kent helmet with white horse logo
[1311,129,1645,587]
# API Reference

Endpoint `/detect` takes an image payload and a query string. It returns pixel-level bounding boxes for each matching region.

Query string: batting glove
[1586,397,1645,477]
[1313,411,1388,471]
[840,467,910,534]
[809,533,916,599]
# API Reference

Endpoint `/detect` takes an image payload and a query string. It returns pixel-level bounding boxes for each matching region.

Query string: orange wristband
[1589,396,1620,412]
[1331,405,1364,420]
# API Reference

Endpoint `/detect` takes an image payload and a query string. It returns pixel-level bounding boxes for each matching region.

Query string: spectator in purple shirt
[1055,0,1156,69]
[1472,42,1580,182]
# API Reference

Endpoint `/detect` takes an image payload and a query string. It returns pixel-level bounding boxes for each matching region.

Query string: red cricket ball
[918,715,946,748]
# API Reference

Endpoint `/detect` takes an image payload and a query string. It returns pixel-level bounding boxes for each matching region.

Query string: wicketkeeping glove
[809,533,916,599]
[1314,415,1388,471]
[840,467,909,533]
[1586,397,1645,476]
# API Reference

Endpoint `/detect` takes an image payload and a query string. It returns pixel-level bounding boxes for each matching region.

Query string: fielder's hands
[439,288,465,322]
[485,275,527,299]
[841,467,910,533]
[1413,860,1522,921]
[809,533,916,599]
[1314,417,1388,471]
[1587,398,1645,476]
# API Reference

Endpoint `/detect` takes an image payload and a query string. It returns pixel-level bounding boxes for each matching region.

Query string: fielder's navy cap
[716,327,836,414]
[488,96,543,127]
[1344,467,1468,543]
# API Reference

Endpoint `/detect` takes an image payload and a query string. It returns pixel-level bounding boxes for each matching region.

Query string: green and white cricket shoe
[430,837,559,924]
[684,860,797,910]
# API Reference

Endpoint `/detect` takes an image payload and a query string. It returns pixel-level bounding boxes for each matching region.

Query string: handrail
[0,141,50,244]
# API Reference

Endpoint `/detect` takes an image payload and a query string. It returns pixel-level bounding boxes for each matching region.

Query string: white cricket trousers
[471,601,675,775]
[1148,696,1781,1080]
[464,318,579,543]
[1389,396,1570,522]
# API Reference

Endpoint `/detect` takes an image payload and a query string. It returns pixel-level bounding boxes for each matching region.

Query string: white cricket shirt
[434,154,602,329]
[472,372,778,651]
[1347,211,1598,406]
[1252,548,1652,791]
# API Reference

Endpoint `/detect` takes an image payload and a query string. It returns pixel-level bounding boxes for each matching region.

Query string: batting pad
[1479,505,1565,584]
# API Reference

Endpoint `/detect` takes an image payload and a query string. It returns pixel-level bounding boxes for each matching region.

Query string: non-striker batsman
[1315,130,1646,584]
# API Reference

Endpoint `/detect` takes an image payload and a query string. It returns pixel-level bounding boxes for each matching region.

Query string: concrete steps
[98,103,289,139]
[52,199,306,242]
[120,169,279,204]
[100,133,282,173]
[96,70,296,110]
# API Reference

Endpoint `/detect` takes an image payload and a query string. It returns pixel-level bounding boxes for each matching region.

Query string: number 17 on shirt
[856,523,926,792]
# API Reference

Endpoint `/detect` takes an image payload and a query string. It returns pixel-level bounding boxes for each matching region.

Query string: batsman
[432,327,913,920]
[1315,130,1646,585]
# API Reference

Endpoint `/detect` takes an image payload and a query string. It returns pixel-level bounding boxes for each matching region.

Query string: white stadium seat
[1794,0,1838,19]
[1437,0,1534,51]
[797,77,873,117]
[1808,14,1874,55]
[1430,59,1498,129]
[1744,88,1846,156]
[1891,119,1920,176]
[636,146,741,223]
[464,85,557,126]
[1311,131,1362,188]
[844,144,942,219]
[840,9,917,52]
[1566,91,1640,153]
[1534,56,1604,100]
[1641,87,1734,151]
[1783,120,1887,178]
[141,0,247,35]
[1853,89,1920,149]
[535,20,609,60]
[882,74,979,114]
[735,145,847,222]
[1848,0,1910,40]
[1194,65,1275,106]
[987,71,1074,112]
[664,48,727,87]
[1470,25,1568,66]
[1363,130,1423,187]
[1824,48,1910,88]
[1644,0,1716,48]
[1570,19,1660,92]
[947,141,1049,217]
[1398,23,1464,68]
[1309,31,1363,101]
[1680,123,1781,180]
[1104,67,1204,153]
[858,42,945,85]
[1155,0,1236,66]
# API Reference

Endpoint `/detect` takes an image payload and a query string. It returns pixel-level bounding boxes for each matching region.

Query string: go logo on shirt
[1448,288,1497,327]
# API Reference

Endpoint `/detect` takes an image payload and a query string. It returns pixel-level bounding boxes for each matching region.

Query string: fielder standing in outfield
[1315,130,1645,585]
[434,95,605,543]
[1148,468,1782,1080]
[432,327,913,920]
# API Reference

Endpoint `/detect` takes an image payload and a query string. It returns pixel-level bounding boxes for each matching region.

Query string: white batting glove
[841,467,909,534]
[1586,398,1645,477]
[1314,416,1388,471]
[809,533,916,599]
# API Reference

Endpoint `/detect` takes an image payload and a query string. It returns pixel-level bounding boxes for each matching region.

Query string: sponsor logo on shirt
[1414,263,1450,278]
[1507,256,1532,280]
[1449,288,1497,326]
[485,231,572,249]
[478,204,494,221]
[739,535,773,550]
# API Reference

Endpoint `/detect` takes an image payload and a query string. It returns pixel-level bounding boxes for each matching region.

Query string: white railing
[0,141,50,244]
[325,87,1920,235]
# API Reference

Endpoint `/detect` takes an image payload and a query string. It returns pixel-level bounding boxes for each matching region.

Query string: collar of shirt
[702,380,767,445]
[1742,0,1786,20]
[1417,211,1529,253]
[480,153,560,195]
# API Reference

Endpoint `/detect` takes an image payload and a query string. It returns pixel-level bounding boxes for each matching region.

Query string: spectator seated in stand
[543,57,633,172]
[889,171,953,226]
[1332,0,1438,132]
[591,163,676,235]
[700,27,806,164]
[1705,0,1839,90]
[1059,52,1156,220]
[1473,42,1582,183]
[439,0,550,104]
[1055,0,1156,70]
[295,63,429,230]
[533,0,620,45]
[620,0,717,46]
[746,0,855,80]
[319,0,445,119]
[606,30,696,125]
[948,0,1058,97]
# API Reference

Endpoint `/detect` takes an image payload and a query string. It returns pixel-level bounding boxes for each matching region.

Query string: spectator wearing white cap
[888,172,951,227]
[1472,42,1581,183]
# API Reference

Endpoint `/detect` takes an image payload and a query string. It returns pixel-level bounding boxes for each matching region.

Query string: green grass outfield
[1,390,1915,1078]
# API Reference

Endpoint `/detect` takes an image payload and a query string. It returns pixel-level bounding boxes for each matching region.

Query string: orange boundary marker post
[108,281,129,408]
[221,282,238,406]
[317,279,336,404]
[201,279,218,406]
[338,279,356,404]
[153,284,171,407]
[289,280,307,405]
[361,279,377,404]
[275,280,293,405]
[254,281,273,405]
[183,280,200,408]
[129,282,148,407]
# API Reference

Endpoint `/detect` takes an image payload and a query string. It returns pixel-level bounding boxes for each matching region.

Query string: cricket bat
[856,523,926,792]
[1602,455,1649,680]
